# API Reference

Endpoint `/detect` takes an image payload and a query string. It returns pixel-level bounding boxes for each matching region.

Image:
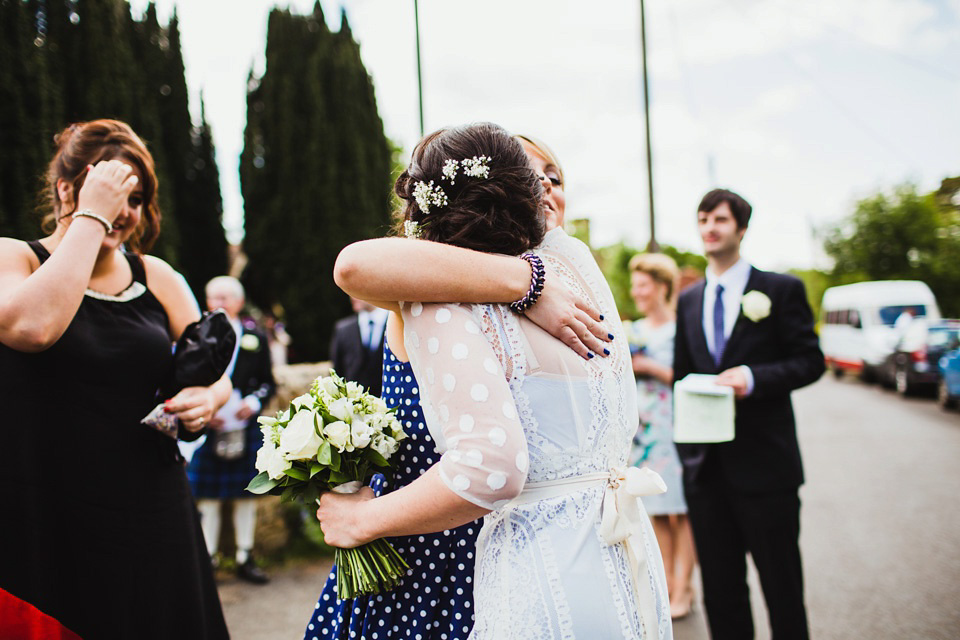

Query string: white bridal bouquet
[247,371,409,598]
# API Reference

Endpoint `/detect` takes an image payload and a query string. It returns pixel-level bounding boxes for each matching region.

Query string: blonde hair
[515,134,564,187]
[629,252,680,304]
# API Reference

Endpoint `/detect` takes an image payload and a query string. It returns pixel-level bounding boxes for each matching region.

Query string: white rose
[291,393,314,411]
[319,376,340,398]
[372,435,399,459]
[278,410,323,460]
[371,397,389,415]
[389,417,406,441]
[367,412,385,432]
[741,291,772,322]
[323,420,351,452]
[351,418,374,449]
[328,397,354,423]
[256,440,292,480]
[345,381,365,399]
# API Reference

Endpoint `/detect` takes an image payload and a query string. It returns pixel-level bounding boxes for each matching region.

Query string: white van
[820,280,941,381]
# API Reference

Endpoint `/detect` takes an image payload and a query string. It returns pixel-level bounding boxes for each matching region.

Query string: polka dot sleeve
[401,302,529,510]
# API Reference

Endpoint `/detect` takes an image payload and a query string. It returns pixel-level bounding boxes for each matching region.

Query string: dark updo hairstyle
[41,119,161,253]
[395,122,545,256]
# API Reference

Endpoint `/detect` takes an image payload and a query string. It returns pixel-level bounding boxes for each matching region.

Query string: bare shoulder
[0,238,41,284]
[0,237,39,267]
[142,255,200,337]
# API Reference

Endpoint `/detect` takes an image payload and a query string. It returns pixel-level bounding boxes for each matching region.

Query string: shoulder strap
[26,240,51,263]
[124,251,148,285]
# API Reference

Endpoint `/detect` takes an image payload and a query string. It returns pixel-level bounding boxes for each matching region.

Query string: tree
[240,6,393,362]
[0,0,226,291]
[824,180,960,316]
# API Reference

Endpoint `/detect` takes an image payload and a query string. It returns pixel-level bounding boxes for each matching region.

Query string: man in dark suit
[187,276,276,584]
[329,297,387,396]
[673,189,824,639]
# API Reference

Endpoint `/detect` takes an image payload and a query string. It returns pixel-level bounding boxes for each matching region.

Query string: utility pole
[640,0,659,252]
[413,0,425,137]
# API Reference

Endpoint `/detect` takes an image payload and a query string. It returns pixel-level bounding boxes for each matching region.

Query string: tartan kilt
[187,421,264,499]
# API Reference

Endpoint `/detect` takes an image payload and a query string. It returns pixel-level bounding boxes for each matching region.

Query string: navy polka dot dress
[304,344,480,640]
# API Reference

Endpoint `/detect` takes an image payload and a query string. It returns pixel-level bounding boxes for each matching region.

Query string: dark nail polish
[599,314,605,321]
[588,352,594,359]
[607,333,614,340]
[603,348,610,355]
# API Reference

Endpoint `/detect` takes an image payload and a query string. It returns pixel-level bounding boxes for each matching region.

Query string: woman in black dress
[0,120,231,639]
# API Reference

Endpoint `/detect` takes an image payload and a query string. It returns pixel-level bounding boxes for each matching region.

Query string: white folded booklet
[673,374,735,443]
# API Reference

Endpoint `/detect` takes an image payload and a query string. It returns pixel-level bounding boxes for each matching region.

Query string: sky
[130,0,960,271]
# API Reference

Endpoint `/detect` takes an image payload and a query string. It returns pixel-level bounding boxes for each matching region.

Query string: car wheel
[895,367,913,396]
[938,380,957,410]
[831,366,844,379]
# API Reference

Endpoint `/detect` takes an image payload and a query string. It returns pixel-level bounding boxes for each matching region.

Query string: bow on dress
[599,466,668,638]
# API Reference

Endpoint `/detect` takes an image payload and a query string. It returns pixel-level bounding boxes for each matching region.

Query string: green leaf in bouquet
[281,485,297,503]
[316,441,332,467]
[328,469,353,485]
[329,448,341,472]
[309,460,324,478]
[246,472,281,494]
[284,466,309,482]
[365,448,390,468]
[302,482,320,505]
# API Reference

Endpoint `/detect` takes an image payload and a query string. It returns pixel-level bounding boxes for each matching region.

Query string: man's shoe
[236,558,270,585]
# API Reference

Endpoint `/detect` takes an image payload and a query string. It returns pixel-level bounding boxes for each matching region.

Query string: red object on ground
[0,587,83,640]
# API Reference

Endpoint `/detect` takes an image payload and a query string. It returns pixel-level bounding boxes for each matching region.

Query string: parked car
[820,280,941,382]
[938,348,960,410]
[879,319,960,395]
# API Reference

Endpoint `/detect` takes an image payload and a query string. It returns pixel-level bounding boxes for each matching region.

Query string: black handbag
[142,310,237,439]
[161,309,237,398]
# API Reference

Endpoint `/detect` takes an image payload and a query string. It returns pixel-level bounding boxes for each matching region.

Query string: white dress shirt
[358,307,389,350]
[701,258,755,394]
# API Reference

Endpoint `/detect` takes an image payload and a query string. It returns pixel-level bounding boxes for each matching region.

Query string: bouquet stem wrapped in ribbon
[246,371,409,599]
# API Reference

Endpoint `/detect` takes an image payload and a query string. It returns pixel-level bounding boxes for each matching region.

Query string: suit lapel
[719,267,763,368]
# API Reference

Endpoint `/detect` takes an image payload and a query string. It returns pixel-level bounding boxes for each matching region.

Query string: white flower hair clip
[403,220,422,238]
[461,155,491,179]
[440,155,491,184]
[412,180,449,213]
[442,159,459,184]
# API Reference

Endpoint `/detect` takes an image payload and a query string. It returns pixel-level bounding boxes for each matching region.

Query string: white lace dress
[401,229,672,640]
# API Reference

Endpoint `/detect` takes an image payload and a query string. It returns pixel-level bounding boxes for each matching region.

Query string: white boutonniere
[741,291,772,322]
[240,333,261,351]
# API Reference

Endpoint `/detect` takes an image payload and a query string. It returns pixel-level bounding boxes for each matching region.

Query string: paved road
[221,376,960,639]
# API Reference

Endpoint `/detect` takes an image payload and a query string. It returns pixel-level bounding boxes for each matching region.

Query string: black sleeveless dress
[0,242,229,639]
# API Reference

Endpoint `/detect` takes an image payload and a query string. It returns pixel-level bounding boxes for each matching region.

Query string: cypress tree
[240,6,393,362]
[1,0,227,289]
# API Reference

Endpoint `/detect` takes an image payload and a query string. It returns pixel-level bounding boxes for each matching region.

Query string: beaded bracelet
[71,209,113,234]
[509,252,546,314]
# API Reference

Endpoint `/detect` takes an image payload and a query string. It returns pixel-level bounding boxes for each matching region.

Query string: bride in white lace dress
[317,123,672,639]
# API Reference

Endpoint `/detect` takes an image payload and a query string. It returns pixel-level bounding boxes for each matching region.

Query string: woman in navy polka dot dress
[304,338,480,640]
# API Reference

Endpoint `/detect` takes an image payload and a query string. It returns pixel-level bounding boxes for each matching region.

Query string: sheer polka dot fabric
[401,303,529,510]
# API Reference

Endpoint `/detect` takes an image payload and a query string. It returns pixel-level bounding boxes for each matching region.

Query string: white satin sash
[504,466,667,638]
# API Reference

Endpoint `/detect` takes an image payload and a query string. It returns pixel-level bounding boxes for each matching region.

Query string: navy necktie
[366,318,377,351]
[713,284,726,366]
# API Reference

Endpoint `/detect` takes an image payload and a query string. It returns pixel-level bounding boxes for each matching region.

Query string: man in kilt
[188,276,276,584]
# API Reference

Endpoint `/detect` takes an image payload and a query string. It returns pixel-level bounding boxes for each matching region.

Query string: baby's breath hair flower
[403,220,422,239]
[461,155,491,179]
[412,180,449,213]
[441,159,459,184]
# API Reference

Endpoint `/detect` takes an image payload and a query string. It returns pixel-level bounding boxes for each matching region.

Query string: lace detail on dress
[401,230,671,639]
